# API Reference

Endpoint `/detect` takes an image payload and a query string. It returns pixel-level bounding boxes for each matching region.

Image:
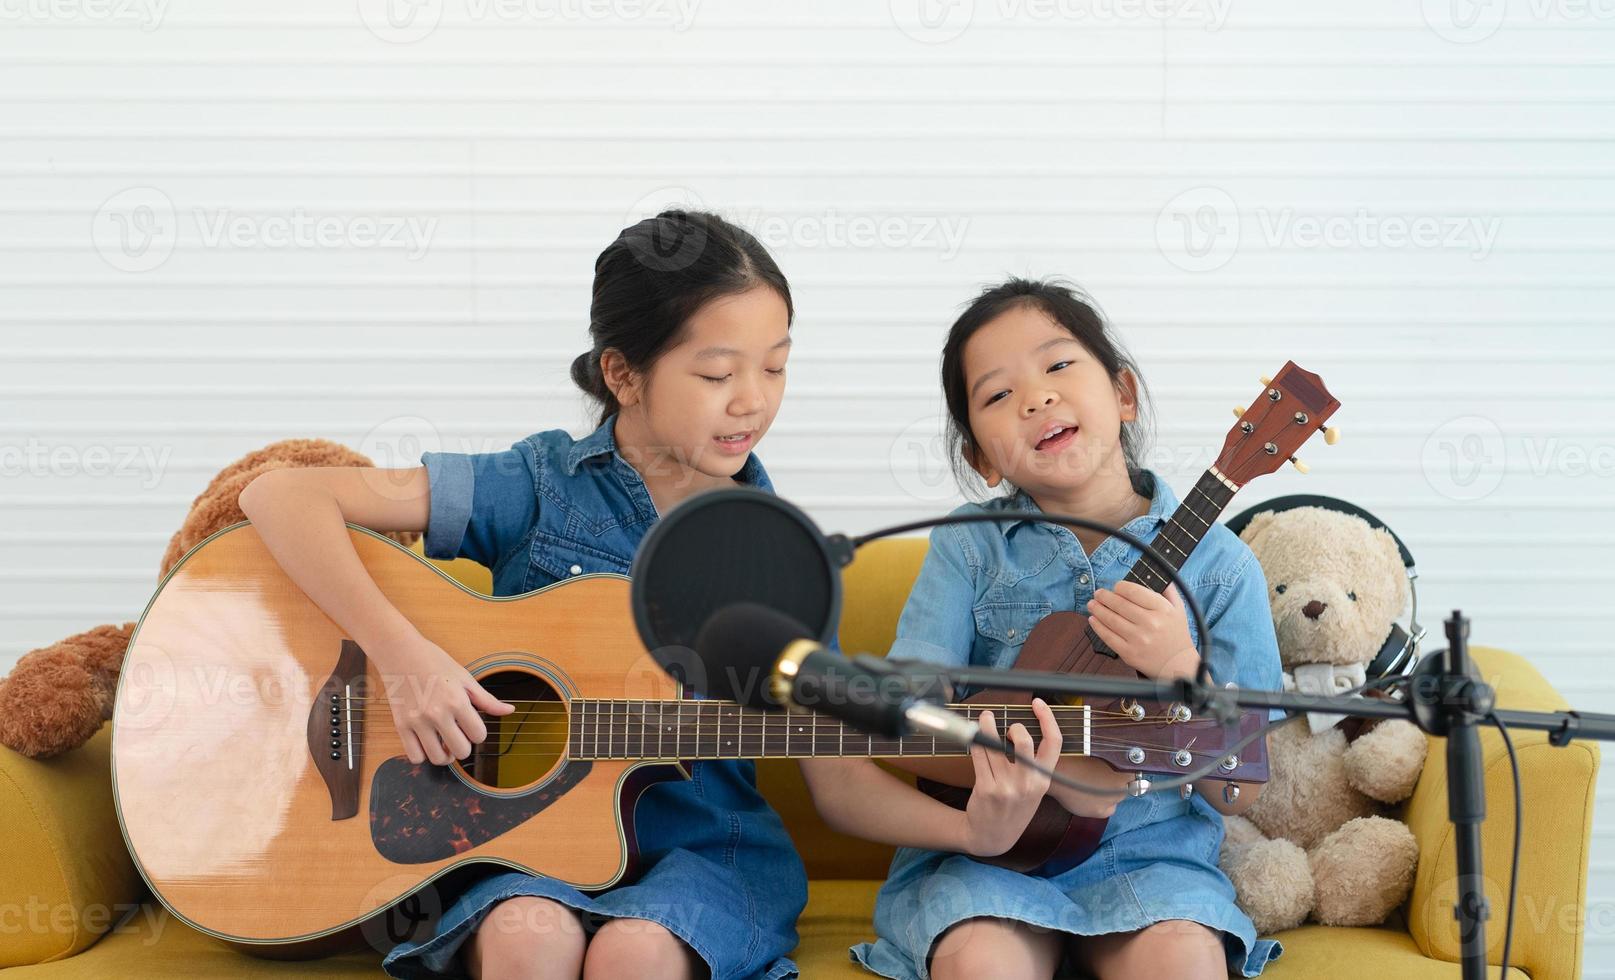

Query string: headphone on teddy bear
[1224,494,1425,681]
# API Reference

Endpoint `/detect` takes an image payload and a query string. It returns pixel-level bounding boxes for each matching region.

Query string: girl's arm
[238,466,513,766]
[801,703,1065,856]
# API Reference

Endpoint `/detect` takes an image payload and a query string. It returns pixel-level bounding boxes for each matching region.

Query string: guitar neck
[1118,467,1240,595]
[563,698,1092,761]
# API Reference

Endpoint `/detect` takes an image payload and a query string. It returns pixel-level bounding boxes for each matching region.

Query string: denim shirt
[890,468,1286,729]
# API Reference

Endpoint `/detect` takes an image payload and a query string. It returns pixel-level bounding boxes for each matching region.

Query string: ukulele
[917,361,1341,874]
[110,529,1274,953]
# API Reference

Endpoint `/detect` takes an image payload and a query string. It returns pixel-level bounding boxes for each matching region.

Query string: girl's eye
[700,374,731,384]
[984,391,1008,406]
[766,367,786,376]
[1048,360,1071,372]
[1274,584,1287,594]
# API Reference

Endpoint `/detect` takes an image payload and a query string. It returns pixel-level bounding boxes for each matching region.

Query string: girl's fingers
[452,696,489,747]
[1116,580,1170,611]
[1030,697,1063,765]
[1093,587,1149,626]
[1089,605,1137,646]
[438,716,475,761]
[976,710,1002,780]
[400,727,426,766]
[466,680,517,716]
[1006,722,1033,776]
[416,726,450,767]
[969,740,993,787]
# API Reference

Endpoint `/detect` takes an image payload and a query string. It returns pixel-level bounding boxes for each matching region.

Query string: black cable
[1488,711,1521,980]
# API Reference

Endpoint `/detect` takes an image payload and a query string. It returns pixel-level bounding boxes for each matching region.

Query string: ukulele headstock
[1218,361,1341,485]
[1084,705,1270,784]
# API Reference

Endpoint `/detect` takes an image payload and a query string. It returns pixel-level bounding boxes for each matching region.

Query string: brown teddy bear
[1218,505,1429,934]
[0,439,419,759]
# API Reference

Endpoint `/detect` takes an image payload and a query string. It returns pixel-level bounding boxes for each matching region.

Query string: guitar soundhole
[459,669,566,792]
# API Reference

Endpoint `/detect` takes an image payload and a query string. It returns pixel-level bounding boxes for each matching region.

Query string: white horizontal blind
[3,0,1614,968]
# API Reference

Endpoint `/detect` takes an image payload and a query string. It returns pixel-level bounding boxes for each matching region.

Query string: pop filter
[628,487,844,689]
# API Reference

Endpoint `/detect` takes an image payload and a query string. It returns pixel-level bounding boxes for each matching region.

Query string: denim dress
[849,469,1286,980]
[380,414,808,980]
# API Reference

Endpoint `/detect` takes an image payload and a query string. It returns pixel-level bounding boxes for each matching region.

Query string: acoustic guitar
[111,527,1275,953]
[918,360,1341,873]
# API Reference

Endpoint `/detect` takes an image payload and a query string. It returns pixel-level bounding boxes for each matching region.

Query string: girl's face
[615,284,792,481]
[960,303,1137,497]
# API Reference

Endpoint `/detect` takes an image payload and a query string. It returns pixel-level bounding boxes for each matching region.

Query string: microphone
[628,488,844,678]
[693,602,981,745]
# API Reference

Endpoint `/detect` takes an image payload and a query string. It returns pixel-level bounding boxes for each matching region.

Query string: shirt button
[1079,574,1090,585]
[1007,628,1017,638]
[569,564,582,575]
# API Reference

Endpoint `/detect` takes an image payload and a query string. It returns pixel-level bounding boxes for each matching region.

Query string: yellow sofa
[1,538,1596,978]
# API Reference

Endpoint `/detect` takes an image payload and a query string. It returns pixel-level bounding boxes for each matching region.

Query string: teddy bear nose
[1302,600,1328,620]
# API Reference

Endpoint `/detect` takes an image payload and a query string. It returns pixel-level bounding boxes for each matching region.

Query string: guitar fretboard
[564,698,1092,761]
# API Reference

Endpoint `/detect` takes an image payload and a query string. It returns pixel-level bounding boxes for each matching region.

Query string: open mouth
[713,431,755,454]
[1034,423,1078,453]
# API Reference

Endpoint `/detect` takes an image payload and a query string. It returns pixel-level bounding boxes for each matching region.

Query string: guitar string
[334,699,1187,721]
[339,729,1253,759]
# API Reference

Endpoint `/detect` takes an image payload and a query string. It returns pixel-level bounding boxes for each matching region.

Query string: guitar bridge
[309,639,367,820]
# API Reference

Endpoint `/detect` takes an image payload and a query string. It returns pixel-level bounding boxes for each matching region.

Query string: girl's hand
[380,632,515,766]
[961,699,1062,857]
[1047,755,1130,818]
[1087,581,1198,680]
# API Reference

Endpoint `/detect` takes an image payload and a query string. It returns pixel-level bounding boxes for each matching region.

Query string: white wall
[4,0,1614,969]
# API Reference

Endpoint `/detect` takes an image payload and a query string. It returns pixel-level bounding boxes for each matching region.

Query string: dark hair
[939,276,1155,497]
[569,209,794,427]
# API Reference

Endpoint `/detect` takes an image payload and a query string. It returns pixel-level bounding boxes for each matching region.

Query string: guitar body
[112,521,683,952]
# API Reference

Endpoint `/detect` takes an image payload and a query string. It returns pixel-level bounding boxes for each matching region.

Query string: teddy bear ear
[1237,510,1278,546]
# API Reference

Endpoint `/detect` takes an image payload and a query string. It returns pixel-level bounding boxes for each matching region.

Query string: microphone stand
[834,515,1615,980]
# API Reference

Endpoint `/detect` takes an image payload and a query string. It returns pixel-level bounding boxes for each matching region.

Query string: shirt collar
[563,413,770,488]
[998,469,1176,538]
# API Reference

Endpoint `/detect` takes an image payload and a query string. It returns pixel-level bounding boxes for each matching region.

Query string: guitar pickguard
[369,757,592,864]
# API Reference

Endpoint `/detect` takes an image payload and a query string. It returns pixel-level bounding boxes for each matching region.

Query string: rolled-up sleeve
[420,443,538,569]
[1205,550,1287,723]
[886,523,979,669]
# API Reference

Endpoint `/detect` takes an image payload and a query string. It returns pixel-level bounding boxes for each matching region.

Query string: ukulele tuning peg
[1260,375,1273,387]
[1232,406,1245,419]
[1289,456,1309,475]
[1323,426,1340,445]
